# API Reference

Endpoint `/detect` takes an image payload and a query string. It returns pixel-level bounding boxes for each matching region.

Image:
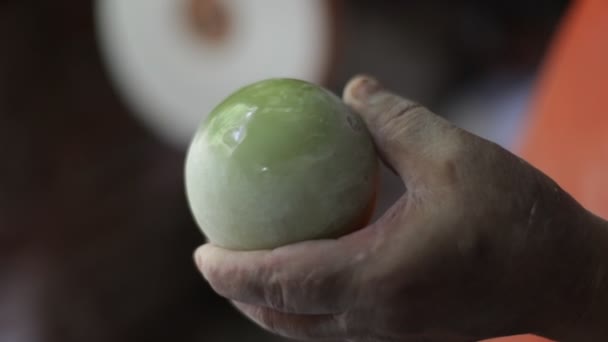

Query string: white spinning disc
[95,0,334,147]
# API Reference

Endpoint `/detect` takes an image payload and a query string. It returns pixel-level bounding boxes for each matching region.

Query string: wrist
[566,214,608,342]
[539,212,608,341]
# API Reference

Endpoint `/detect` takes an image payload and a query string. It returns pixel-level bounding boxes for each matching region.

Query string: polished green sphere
[185,78,378,250]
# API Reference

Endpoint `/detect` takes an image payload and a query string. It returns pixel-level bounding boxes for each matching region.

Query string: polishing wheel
[95,0,339,147]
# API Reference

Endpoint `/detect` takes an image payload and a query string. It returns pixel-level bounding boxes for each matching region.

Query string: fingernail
[352,76,381,101]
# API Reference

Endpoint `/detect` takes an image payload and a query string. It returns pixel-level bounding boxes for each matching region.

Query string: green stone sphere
[185,78,378,250]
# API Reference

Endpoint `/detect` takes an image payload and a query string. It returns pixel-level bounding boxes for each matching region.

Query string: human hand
[194,75,608,341]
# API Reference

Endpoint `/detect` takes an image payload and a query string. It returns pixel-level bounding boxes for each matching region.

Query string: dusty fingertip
[193,244,212,272]
[342,74,382,103]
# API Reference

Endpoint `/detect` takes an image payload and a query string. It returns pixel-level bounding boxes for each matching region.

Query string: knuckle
[265,272,287,311]
[339,311,358,337]
[255,308,299,340]
[379,98,424,133]
[306,269,352,311]
[257,308,280,333]
[376,104,440,156]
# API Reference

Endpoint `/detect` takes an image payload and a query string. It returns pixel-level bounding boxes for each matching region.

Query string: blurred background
[0,0,572,341]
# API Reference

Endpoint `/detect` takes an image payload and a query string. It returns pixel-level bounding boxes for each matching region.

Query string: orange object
[518,0,608,218]
[483,0,608,341]
[482,335,548,342]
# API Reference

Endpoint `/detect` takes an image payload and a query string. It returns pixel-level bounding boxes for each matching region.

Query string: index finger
[194,237,366,315]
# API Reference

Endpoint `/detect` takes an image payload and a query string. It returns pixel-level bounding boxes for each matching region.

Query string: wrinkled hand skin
[195,75,608,342]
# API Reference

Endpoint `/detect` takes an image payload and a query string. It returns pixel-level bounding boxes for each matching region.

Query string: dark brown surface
[0,1,284,341]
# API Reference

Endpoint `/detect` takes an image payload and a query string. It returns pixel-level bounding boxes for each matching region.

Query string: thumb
[343,75,466,186]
